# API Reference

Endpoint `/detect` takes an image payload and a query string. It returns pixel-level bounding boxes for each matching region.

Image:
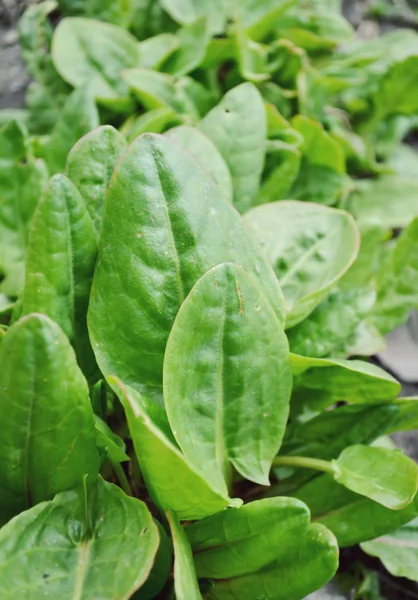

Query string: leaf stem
[113,463,133,496]
[272,455,334,474]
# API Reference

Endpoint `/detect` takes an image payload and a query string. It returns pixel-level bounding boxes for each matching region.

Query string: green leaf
[164,263,291,494]
[372,218,418,334]
[134,520,173,599]
[204,524,338,600]
[138,33,180,70]
[300,473,418,547]
[22,174,98,380]
[198,83,267,213]
[165,125,233,203]
[122,68,192,114]
[164,18,211,77]
[167,510,203,600]
[66,125,127,237]
[18,0,57,80]
[0,314,99,525]
[0,476,159,599]
[84,0,135,28]
[331,445,418,510]
[288,115,347,205]
[94,415,129,464]
[386,398,418,434]
[347,175,418,230]
[52,17,138,108]
[46,85,100,175]
[287,285,376,358]
[113,378,236,520]
[187,497,310,578]
[160,0,228,35]
[290,354,401,415]
[361,517,418,582]
[0,121,48,297]
[244,201,360,327]
[234,17,269,83]
[240,0,297,41]
[88,133,285,396]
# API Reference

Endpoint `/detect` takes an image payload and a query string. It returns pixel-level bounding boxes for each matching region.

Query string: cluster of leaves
[1,0,418,598]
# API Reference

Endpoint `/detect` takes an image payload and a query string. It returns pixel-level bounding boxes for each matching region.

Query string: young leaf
[0,121,48,297]
[165,125,233,203]
[331,445,418,510]
[66,125,128,237]
[186,497,311,578]
[164,263,292,493]
[138,33,180,70]
[94,415,129,464]
[52,17,138,108]
[167,510,203,600]
[163,18,211,77]
[160,0,228,35]
[0,477,159,599]
[244,201,360,327]
[113,378,236,519]
[291,354,401,414]
[122,107,180,142]
[204,524,338,600]
[88,133,285,397]
[361,518,418,583]
[198,82,267,213]
[0,314,99,524]
[46,84,100,174]
[22,174,98,380]
[122,68,190,114]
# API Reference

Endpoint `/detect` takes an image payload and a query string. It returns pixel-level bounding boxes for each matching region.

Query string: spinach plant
[1,0,418,598]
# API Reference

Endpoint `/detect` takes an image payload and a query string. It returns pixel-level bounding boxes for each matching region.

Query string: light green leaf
[46,84,100,175]
[287,285,376,358]
[204,524,338,600]
[332,445,418,510]
[84,0,136,28]
[0,476,159,599]
[121,108,180,142]
[138,33,180,70]
[18,0,57,80]
[259,141,301,203]
[113,378,235,520]
[167,510,203,600]
[94,415,129,464]
[164,263,291,494]
[160,0,228,35]
[234,17,269,83]
[290,353,401,414]
[346,319,386,357]
[387,143,418,177]
[88,133,285,396]
[347,175,418,230]
[164,18,211,77]
[239,0,297,41]
[0,314,99,525]
[165,125,233,203]
[0,120,48,297]
[372,218,418,334]
[122,68,189,114]
[386,398,418,434]
[245,201,360,327]
[198,82,267,213]
[187,497,310,578]
[361,518,418,582]
[52,17,138,108]
[66,125,127,237]
[22,174,98,380]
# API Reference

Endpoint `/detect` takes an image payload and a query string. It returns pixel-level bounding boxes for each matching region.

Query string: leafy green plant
[1,0,418,598]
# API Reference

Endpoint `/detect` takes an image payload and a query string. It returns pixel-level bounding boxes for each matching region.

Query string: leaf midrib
[73,538,92,600]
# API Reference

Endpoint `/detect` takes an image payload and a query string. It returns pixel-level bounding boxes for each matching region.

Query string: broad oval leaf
[0,476,159,599]
[165,125,233,203]
[164,263,292,494]
[113,378,236,520]
[22,174,98,380]
[0,314,99,525]
[332,445,418,510]
[290,353,401,414]
[52,17,138,108]
[245,201,360,327]
[0,120,48,297]
[88,133,285,397]
[204,523,338,600]
[167,510,203,600]
[198,82,267,213]
[66,125,127,237]
[186,497,310,578]
[361,517,418,582]
[46,84,99,175]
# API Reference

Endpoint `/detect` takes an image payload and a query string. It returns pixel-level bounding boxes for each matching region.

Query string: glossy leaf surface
[167,510,203,600]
